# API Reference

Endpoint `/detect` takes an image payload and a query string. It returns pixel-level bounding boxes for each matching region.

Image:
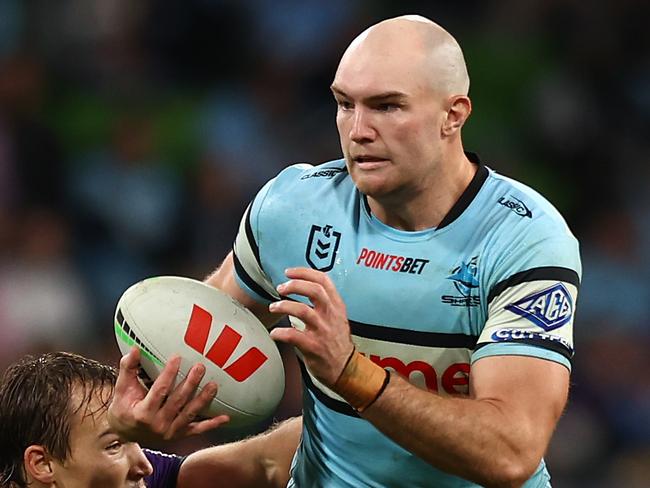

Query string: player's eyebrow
[98,428,116,439]
[330,85,408,104]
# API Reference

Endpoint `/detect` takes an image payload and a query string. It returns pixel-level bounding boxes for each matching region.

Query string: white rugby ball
[114,276,284,428]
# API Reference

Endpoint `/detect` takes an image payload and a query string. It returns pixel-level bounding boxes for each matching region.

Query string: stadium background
[0,1,648,486]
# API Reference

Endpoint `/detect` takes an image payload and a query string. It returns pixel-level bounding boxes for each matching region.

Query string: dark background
[0,1,648,486]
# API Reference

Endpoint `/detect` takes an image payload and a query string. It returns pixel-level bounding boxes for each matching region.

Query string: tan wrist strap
[334,349,390,412]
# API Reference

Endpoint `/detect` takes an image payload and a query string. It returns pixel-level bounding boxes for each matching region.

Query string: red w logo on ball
[184,305,268,382]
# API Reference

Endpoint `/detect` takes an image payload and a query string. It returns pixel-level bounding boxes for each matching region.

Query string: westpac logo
[306,224,341,272]
[184,304,268,382]
[505,284,573,331]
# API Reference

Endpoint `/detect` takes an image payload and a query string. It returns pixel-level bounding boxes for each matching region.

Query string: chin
[354,178,397,200]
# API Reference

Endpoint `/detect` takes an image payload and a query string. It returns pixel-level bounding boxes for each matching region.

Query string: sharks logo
[442,256,481,307]
[305,224,341,272]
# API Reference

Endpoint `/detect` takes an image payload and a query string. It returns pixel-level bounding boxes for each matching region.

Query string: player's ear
[24,445,55,484]
[441,95,471,137]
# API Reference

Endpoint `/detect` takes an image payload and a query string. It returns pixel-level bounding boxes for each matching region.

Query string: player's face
[51,387,153,488]
[332,48,448,199]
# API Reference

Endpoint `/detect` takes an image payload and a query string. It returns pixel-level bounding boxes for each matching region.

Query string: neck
[367,150,477,231]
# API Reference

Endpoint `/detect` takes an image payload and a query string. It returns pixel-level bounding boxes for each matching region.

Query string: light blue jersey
[233,153,580,487]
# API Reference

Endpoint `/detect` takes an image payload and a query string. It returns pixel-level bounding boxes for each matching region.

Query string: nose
[127,443,154,480]
[349,108,375,143]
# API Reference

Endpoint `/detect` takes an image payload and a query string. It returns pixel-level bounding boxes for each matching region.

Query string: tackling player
[0,350,301,488]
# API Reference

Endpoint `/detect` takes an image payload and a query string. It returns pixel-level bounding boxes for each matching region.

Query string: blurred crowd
[0,1,648,486]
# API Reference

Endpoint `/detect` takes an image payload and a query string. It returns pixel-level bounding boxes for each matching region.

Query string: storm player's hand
[108,347,230,443]
[269,267,355,387]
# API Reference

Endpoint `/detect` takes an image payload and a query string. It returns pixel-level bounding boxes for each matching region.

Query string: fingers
[277,279,326,306]
[284,267,341,302]
[269,299,318,325]
[270,326,313,350]
[139,355,182,412]
[185,415,230,436]
[159,362,209,423]
[167,382,221,436]
[113,347,145,400]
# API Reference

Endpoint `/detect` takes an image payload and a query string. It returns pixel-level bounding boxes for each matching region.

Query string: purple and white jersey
[144,449,184,488]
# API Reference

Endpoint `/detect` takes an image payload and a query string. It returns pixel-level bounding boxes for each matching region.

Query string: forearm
[361,374,543,488]
[178,417,302,488]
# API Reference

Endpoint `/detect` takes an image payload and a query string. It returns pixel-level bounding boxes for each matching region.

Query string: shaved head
[337,15,469,97]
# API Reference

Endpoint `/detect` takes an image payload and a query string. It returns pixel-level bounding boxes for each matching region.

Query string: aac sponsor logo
[505,283,573,331]
[305,224,341,272]
[441,256,481,307]
[361,352,470,395]
[300,167,345,180]
[491,328,573,352]
[498,195,532,218]
[184,304,268,382]
[356,247,430,275]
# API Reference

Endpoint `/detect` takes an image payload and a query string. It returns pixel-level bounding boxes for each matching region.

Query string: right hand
[107,347,230,443]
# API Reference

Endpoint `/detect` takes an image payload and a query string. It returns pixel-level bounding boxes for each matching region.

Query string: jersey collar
[437,152,488,230]
[361,151,489,232]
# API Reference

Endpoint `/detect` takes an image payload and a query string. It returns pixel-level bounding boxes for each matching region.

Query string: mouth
[352,155,389,169]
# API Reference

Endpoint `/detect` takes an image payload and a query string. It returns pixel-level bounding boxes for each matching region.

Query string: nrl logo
[305,224,341,272]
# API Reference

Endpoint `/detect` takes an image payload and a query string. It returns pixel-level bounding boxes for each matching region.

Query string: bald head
[337,15,469,97]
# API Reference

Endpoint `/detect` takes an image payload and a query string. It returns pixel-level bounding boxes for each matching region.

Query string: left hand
[269,267,354,387]
[108,347,230,443]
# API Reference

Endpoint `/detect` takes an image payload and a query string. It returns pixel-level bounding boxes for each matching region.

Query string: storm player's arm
[177,416,302,488]
[362,355,568,488]
[205,251,283,328]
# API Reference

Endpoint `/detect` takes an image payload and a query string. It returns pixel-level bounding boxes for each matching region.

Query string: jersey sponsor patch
[355,247,429,274]
[505,283,573,331]
[491,328,573,353]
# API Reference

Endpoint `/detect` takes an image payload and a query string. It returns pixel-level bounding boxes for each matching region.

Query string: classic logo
[184,304,268,382]
[442,256,481,307]
[306,224,341,272]
[300,167,345,180]
[498,195,532,218]
[505,283,573,331]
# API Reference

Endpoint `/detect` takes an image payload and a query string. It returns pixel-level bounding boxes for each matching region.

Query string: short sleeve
[473,233,581,371]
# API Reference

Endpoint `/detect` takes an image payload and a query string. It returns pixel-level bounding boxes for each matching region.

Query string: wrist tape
[334,348,391,413]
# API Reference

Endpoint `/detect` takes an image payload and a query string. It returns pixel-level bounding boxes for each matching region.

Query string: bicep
[205,252,283,328]
[470,355,569,451]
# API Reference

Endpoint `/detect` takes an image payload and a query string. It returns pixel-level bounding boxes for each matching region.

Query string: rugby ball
[114,276,284,428]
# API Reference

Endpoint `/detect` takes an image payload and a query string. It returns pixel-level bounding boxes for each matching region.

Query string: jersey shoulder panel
[479,168,582,283]
[233,159,352,303]
[472,169,582,368]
